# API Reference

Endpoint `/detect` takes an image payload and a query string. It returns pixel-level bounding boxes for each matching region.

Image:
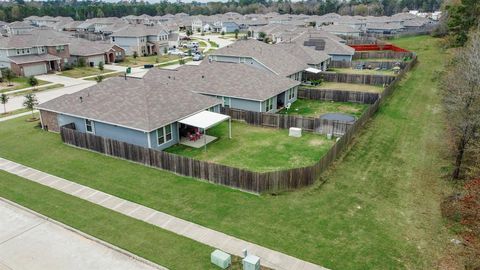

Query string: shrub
[98,61,104,71]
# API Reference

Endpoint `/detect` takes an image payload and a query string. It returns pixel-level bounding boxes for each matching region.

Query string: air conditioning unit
[211,249,231,269]
[243,254,260,270]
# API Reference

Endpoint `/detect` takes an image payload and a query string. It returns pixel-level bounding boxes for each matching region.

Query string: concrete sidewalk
[0,198,165,270]
[0,157,328,270]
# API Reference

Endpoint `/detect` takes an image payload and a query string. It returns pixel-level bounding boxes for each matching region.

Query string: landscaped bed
[165,121,334,172]
[304,82,384,93]
[278,99,368,118]
[60,67,114,78]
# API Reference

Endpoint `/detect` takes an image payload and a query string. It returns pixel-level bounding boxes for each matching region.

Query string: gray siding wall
[113,36,141,55]
[331,54,353,62]
[148,122,179,151]
[230,98,262,112]
[57,114,149,148]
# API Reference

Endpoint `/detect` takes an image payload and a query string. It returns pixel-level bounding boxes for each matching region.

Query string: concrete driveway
[193,34,234,49]
[0,199,164,270]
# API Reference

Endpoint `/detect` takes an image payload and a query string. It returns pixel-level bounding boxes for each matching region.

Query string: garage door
[88,55,105,67]
[23,63,47,76]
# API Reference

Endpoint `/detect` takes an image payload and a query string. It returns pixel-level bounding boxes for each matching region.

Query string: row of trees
[0,0,443,22]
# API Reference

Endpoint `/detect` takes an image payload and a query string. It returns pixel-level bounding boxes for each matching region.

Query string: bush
[95,75,104,83]
[98,61,104,71]
[77,58,86,68]
[133,51,138,59]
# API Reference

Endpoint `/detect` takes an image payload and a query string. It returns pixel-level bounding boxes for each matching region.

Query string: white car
[168,50,185,56]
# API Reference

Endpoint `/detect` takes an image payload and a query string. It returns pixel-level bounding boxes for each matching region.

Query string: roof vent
[201,75,205,79]
[79,96,83,103]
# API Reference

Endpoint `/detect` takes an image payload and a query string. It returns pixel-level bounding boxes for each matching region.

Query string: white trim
[85,119,95,134]
[147,132,152,148]
[39,111,44,129]
[156,124,173,146]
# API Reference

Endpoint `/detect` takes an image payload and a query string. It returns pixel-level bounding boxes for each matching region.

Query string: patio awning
[305,67,322,74]
[179,110,230,130]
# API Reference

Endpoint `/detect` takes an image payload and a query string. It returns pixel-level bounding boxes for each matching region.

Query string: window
[85,119,95,134]
[287,88,295,100]
[222,97,231,108]
[265,97,274,112]
[56,45,65,52]
[157,124,173,145]
[112,37,115,42]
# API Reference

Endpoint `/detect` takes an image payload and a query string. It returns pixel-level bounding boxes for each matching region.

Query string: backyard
[304,82,384,93]
[0,36,455,270]
[278,99,368,118]
[0,77,49,93]
[60,66,114,78]
[165,121,334,172]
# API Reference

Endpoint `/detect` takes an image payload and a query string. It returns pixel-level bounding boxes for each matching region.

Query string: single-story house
[37,75,223,151]
[162,61,300,113]
[207,39,309,81]
[320,24,362,37]
[274,42,331,71]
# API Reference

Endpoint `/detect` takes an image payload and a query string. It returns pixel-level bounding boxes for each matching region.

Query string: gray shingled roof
[209,39,308,77]
[274,42,331,65]
[8,53,60,64]
[149,62,300,101]
[37,75,221,132]
[111,24,168,37]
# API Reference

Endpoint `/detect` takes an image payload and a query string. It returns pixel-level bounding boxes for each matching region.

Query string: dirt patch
[0,82,19,90]
[309,139,325,146]
[338,105,360,113]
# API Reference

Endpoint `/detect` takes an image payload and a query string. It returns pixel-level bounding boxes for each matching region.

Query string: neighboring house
[171,62,300,113]
[320,24,362,37]
[7,21,35,35]
[365,22,404,35]
[290,29,355,62]
[0,30,70,76]
[68,40,125,66]
[208,39,309,81]
[37,73,222,151]
[110,24,170,56]
[220,21,239,33]
[274,42,331,71]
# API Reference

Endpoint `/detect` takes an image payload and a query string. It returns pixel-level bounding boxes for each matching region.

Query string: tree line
[0,0,443,22]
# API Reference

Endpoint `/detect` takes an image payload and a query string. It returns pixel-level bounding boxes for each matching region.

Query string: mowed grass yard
[278,99,368,118]
[0,77,49,93]
[117,55,180,67]
[60,67,115,78]
[305,82,384,93]
[0,36,455,270]
[165,121,334,172]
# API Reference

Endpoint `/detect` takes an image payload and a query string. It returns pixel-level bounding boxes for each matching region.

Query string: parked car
[192,54,204,61]
[168,49,185,56]
[180,36,191,41]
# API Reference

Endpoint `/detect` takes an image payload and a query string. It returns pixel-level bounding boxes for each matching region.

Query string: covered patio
[178,111,231,151]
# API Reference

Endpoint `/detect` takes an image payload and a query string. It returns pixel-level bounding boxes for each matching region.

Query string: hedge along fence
[329,60,408,69]
[298,88,380,104]
[59,55,417,194]
[304,71,396,86]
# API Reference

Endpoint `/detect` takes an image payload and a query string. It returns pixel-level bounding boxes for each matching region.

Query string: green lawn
[0,36,454,269]
[278,99,368,118]
[165,121,334,172]
[0,108,30,118]
[117,55,179,67]
[0,77,49,93]
[304,82,384,93]
[330,67,396,75]
[60,67,114,78]
[84,72,122,81]
[10,83,64,97]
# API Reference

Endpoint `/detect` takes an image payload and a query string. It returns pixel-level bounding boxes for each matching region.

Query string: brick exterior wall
[40,110,59,132]
[46,45,71,70]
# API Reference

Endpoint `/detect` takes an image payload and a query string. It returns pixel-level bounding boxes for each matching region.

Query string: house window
[56,45,65,52]
[156,124,173,145]
[85,119,95,134]
[265,97,274,112]
[112,37,115,42]
[222,97,231,108]
[287,88,295,100]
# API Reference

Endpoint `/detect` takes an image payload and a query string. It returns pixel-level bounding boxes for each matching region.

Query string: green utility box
[211,249,231,269]
[126,67,131,74]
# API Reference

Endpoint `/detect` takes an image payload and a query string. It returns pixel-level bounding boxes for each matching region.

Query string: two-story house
[0,31,70,76]
[110,25,170,56]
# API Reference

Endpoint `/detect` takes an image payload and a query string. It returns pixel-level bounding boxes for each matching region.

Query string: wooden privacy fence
[59,55,417,194]
[353,51,414,60]
[298,88,380,104]
[329,60,408,70]
[221,108,353,136]
[305,71,396,86]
